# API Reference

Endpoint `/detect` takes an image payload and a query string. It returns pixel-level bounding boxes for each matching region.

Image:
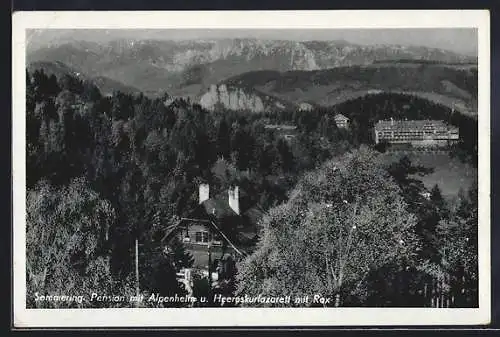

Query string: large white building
[373,118,459,147]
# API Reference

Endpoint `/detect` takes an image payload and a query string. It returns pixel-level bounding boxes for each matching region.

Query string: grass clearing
[382,151,477,198]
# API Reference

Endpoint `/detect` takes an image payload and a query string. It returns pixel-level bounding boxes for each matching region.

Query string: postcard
[12,10,490,327]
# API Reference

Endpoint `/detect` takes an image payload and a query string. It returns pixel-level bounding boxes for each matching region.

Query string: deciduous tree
[236,147,420,306]
[26,178,121,308]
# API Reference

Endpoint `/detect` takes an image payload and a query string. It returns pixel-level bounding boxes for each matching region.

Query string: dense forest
[25,68,478,308]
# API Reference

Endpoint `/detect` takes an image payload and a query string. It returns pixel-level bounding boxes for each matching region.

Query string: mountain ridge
[27,60,141,96]
[27,38,476,99]
[198,62,477,115]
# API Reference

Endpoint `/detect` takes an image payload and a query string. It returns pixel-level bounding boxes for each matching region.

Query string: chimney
[199,183,210,204]
[228,186,240,215]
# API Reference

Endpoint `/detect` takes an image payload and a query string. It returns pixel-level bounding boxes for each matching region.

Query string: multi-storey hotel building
[373,118,459,147]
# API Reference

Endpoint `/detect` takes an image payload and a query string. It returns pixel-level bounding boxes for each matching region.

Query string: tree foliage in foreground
[433,183,479,307]
[236,147,420,306]
[26,177,136,308]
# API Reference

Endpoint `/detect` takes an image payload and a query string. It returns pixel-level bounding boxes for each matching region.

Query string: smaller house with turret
[162,184,263,271]
[334,113,350,129]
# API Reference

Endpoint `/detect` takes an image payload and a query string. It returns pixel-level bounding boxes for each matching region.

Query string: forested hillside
[27,61,142,96]
[332,93,478,165]
[265,93,478,166]
[26,68,356,307]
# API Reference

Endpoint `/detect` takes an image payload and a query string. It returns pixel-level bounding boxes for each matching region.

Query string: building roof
[334,113,349,122]
[201,197,237,219]
[201,189,246,215]
[192,188,264,227]
[374,119,458,132]
[264,124,297,131]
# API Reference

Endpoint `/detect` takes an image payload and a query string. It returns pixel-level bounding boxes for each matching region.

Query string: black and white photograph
[12,10,490,327]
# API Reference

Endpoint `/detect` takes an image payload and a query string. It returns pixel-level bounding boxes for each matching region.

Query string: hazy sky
[29,28,478,56]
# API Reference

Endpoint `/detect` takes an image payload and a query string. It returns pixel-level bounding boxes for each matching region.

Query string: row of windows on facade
[377,129,458,137]
[377,125,450,131]
[377,130,458,135]
[377,132,459,140]
[378,132,458,137]
[183,230,222,245]
[379,136,457,141]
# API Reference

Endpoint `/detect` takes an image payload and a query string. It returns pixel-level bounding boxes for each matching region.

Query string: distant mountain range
[27,38,477,114]
[27,61,141,96]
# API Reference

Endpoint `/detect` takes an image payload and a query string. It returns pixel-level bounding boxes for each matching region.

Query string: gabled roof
[264,124,297,131]
[200,197,237,220]
[191,188,264,228]
[334,113,349,122]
